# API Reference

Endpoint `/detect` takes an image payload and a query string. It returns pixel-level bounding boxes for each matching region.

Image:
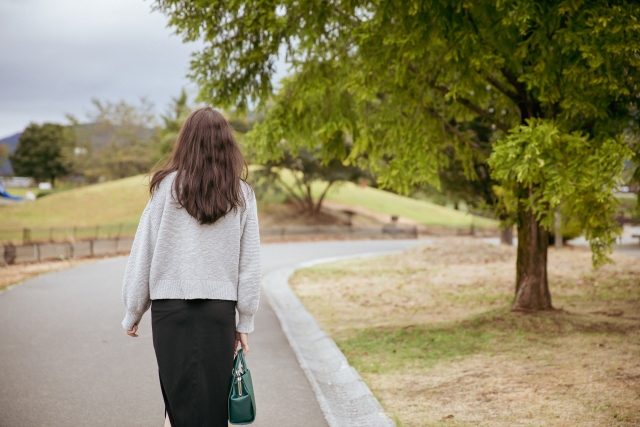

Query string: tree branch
[432,84,511,132]
[499,68,537,120]
[315,180,334,213]
[275,173,306,209]
[500,68,527,100]
[485,75,519,103]
[321,0,360,27]
[421,106,490,158]
[305,181,314,212]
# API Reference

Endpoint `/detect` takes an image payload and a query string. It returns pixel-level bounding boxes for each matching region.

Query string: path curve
[0,239,423,427]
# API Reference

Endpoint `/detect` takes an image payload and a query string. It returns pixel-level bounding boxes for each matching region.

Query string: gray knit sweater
[121,172,261,333]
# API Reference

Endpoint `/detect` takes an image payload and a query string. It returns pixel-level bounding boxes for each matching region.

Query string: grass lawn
[0,176,150,242]
[0,175,151,230]
[319,181,496,228]
[290,239,640,426]
[1,187,39,198]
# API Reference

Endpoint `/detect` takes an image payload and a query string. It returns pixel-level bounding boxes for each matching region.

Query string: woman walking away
[121,107,261,427]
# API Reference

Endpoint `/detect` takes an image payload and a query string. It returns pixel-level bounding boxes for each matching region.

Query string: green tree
[159,90,192,157]
[157,92,253,158]
[74,98,160,181]
[411,121,512,240]
[253,146,369,215]
[10,123,75,185]
[229,107,365,215]
[489,121,631,308]
[154,0,639,311]
[0,144,9,170]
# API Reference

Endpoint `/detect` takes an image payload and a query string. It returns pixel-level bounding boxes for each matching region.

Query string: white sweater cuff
[122,310,143,331]
[236,313,255,333]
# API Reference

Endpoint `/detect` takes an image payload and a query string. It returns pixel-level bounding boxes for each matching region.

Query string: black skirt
[151,299,237,427]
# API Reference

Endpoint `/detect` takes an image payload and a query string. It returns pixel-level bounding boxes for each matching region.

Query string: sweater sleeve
[121,189,165,330]
[235,193,262,333]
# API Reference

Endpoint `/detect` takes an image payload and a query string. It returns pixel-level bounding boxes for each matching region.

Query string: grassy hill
[318,182,496,228]
[0,175,150,230]
[0,174,496,240]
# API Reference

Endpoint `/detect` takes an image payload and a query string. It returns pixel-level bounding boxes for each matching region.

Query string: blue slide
[0,181,24,201]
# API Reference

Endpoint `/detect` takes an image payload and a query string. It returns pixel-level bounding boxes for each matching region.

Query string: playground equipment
[0,181,24,201]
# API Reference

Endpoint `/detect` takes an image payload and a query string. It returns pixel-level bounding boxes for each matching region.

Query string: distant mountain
[0,132,21,175]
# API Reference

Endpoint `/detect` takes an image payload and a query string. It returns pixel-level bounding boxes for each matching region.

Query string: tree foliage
[156,0,640,249]
[253,146,369,214]
[488,119,633,265]
[10,123,75,185]
[231,106,367,214]
[414,121,497,212]
[159,90,192,157]
[73,98,160,181]
[154,0,639,267]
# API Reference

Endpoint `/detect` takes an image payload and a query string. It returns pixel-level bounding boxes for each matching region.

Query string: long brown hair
[150,107,248,225]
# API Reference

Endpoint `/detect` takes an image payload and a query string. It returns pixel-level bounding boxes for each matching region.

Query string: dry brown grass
[290,238,640,426]
[368,334,640,427]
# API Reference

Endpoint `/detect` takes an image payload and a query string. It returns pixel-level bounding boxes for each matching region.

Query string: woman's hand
[234,332,249,356]
[126,325,138,337]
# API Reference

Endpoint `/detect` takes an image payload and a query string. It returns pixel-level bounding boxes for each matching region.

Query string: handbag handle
[233,348,248,376]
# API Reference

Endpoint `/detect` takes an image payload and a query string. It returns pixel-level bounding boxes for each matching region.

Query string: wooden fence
[1,225,418,266]
[1,224,500,266]
[0,223,139,246]
[1,238,135,266]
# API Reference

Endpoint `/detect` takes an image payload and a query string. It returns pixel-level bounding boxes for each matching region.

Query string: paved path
[0,239,423,427]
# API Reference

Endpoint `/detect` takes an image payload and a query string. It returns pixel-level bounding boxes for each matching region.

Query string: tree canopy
[71,98,160,182]
[159,90,192,157]
[252,146,369,214]
[10,123,75,185]
[155,0,639,309]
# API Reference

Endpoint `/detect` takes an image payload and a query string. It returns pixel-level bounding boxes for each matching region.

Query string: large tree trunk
[513,206,553,312]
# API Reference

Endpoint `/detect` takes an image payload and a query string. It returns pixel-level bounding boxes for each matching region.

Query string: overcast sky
[0,0,288,138]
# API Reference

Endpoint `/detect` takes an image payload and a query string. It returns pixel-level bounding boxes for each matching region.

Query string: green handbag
[228,349,256,425]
